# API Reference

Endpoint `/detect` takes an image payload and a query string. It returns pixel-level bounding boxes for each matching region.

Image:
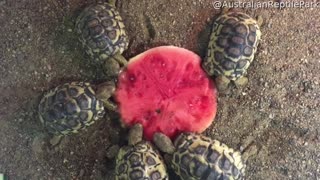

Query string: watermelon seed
[129,74,135,82]
[155,109,161,114]
[150,57,157,67]
[186,63,194,71]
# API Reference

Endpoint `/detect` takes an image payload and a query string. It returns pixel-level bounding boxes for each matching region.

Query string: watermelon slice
[115,46,217,140]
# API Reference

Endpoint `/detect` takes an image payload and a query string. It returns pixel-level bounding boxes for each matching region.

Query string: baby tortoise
[153,132,246,180]
[38,81,116,136]
[115,124,169,180]
[76,0,128,79]
[202,10,262,90]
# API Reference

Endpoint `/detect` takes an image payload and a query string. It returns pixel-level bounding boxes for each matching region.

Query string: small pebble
[269,114,275,119]
[63,158,68,163]
[78,169,85,177]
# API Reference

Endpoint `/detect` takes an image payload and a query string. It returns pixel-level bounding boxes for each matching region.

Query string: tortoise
[115,124,169,180]
[75,0,128,79]
[202,10,262,90]
[38,81,116,136]
[153,132,246,180]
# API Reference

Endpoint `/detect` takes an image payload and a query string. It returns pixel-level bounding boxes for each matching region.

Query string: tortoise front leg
[215,75,231,91]
[103,53,128,79]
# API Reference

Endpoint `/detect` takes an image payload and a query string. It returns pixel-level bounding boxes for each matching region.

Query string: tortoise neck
[95,81,115,100]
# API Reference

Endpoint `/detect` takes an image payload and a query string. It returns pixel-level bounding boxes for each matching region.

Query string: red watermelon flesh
[115,46,217,140]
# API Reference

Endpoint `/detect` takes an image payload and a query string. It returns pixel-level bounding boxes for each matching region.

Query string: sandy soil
[0,0,319,179]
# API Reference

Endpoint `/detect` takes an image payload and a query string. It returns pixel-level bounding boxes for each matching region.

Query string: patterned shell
[115,141,168,180]
[203,12,261,81]
[38,82,105,135]
[76,2,128,62]
[172,133,245,180]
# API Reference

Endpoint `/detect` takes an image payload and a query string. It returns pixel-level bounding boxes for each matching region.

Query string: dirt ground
[0,0,319,179]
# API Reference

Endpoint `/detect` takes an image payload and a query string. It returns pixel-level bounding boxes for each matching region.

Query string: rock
[32,134,48,157]
[78,169,85,177]
[0,0,5,6]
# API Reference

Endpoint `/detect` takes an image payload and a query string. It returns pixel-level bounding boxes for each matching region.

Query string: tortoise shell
[38,82,105,135]
[203,12,261,81]
[171,133,245,180]
[115,141,168,180]
[76,2,128,62]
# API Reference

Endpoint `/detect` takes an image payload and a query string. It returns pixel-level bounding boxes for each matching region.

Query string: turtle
[75,0,128,79]
[115,124,169,180]
[38,81,116,136]
[153,132,247,180]
[202,9,262,90]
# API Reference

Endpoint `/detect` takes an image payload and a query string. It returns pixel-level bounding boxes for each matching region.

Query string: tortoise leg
[234,76,248,87]
[215,75,231,91]
[241,144,258,162]
[96,81,117,111]
[106,144,120,159]
[103,100,117,112]
[108,0,117,7]
[103,53,127,79]
[49,135,63,146]
[257,15,264,27]
[153,132,175,154]
[221,7,231,14]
